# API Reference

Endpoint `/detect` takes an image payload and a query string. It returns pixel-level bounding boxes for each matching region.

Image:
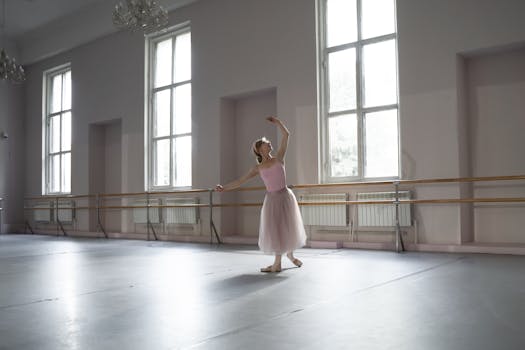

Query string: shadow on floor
[208,273,288,300]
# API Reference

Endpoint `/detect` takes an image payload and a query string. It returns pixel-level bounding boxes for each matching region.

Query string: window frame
[317,0,401,183]
[145,23,192,191]
[43,63,72,195]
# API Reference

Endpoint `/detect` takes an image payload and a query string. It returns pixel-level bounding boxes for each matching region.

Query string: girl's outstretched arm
[215,166,259,192]
[267,116,290,162]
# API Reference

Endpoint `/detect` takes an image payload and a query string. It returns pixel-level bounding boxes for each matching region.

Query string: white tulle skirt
[258,187,307,255]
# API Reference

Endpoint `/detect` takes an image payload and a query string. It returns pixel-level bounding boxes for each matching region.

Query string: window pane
[61,152,71,193]
[62,71,72,110]
[174,32,191,83]
[50,155,60,193]
[363,39,397,108]
[329,114,358,177]
[154,39,173,88]
[154,90,171,137]
[328,48,356,112]
[173,136,192,187]
[51,74,62,113]
[362,0,396,40]
[326,0,357,47]
[154,139,170,186]
[49,116,60,153]
[173,84,191,135]
[364,109,399,178]
[62,112,71,152]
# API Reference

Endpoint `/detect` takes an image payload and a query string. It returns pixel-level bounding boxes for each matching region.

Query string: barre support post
[96,194,108,238]
[394,181,405,253]
[209,189,222,244]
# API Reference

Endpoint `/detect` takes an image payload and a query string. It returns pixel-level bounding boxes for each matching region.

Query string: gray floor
[0,235,524,350]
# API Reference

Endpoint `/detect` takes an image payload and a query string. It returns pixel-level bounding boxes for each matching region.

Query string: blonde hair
[252,137,269,164]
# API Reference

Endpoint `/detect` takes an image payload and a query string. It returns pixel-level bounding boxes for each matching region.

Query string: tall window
[44,65,72,194]
[319,0,399,182]
[147,26,192,189]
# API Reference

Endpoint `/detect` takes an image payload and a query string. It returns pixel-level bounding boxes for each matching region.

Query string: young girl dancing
[215,116,307,272]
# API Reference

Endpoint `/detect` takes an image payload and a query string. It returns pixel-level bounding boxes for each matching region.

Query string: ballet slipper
[286,253,302,267]
[260,265,281,273]
[291,258,302,268]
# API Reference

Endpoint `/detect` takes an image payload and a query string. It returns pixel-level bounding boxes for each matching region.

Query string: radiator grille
[33,201,53,223]
[165,198,199,224]
[300,193,348,226]
[133,199,161,224]
[57,200,75,223]
[357,191,411,227]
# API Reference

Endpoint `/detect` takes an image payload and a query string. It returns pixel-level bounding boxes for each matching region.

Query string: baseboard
[309,240,343,249]
[222,235,258,245]
[1,223,26,234]
[7,230,525,255]
[343,241,395,250]
[406,243,525,255]
[162,234,212,243]
[66,231,106,238]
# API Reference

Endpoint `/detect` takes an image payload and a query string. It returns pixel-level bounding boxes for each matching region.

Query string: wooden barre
[24,190,209,201]
[398,175,525,185]
[23,197,525,210]
[24,194,95,200]
[24,204,209,210]
[23,174,525,201]
[290,174,525,189]
[97,204,209,209]
[212,197,525,207]
[98,189,209,198]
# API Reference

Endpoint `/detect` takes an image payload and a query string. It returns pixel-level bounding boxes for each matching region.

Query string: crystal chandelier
[0,0,25,83]
[112,0,169,33]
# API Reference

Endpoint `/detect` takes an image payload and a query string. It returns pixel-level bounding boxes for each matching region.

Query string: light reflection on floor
[1,234,525,350]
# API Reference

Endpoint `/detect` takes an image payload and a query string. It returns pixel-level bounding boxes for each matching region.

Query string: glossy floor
[0,234,524,350]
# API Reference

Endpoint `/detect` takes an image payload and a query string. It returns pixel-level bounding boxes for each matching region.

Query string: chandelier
[112,0,169,33]
[0,0,25,83]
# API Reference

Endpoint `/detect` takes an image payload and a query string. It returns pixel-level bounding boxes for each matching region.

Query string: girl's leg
[261,254,282,272]
[286,251,303,267]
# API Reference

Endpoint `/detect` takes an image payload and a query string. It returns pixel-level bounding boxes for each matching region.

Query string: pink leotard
[259,161,287,192]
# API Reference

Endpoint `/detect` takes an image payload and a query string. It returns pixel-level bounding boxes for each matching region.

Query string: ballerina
[215,116,307,272]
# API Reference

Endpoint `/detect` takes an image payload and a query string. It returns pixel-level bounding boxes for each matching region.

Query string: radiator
[133,199,161,224]
[300,193,348,226]
[165,198,199,224]
[34,201,53,223]
[357,191,411,227]
[57,200,75,223]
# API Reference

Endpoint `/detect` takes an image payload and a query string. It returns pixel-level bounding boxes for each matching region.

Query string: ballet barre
[23,174,525,252]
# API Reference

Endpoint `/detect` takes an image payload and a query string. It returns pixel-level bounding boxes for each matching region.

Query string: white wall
[190,0,317,190]
[0,80,9,232]
[14,0,525,245]
[88,120,123,232]
[21,0,317,237]
[467,47,525,243]
[228,89,277,236]
[24,31,144,197]
[397,0,525,244]
[467,47,525,177]
[0,41,25,233]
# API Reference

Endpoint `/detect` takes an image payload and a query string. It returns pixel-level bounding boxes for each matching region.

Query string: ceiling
[2,0,197,39]
[3,0,109,39]
[1,0,198,64]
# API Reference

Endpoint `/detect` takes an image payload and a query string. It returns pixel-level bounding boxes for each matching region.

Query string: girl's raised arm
[267,116,290,162]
